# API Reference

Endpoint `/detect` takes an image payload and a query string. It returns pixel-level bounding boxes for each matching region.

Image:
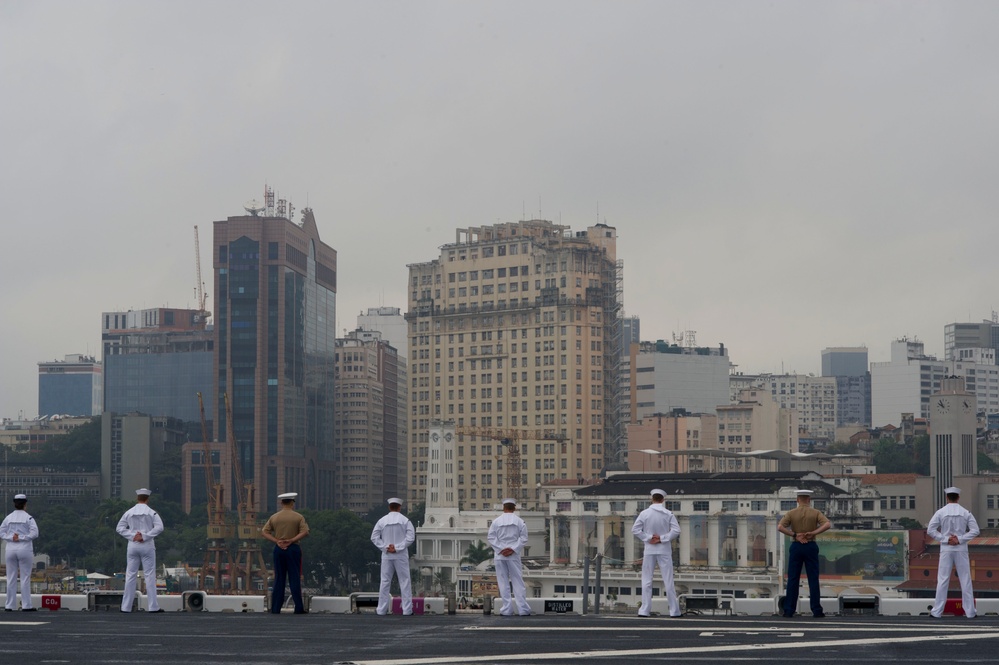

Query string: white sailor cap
[136,488,152,496]
[387,497,403,505]
[278,492,298,500]
[13,494,26,500]
[650,488,666,498]
[945,486,961,495]
[796,489,814,496]
[502,497,518,506]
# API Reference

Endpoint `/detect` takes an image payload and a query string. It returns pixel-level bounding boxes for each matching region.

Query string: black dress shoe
[812,613,825,618]
[21,608,37,612]
[149,609,165,613]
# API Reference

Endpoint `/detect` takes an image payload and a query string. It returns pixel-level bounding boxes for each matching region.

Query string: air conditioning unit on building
[183,591,206,612]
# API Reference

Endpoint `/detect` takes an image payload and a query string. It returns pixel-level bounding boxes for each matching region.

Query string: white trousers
[494,556,531,616]
[377,555,412,615]
[5,545,33,610]
[932,548,975,618]
[639,552,679,617]
[122,541,158,612]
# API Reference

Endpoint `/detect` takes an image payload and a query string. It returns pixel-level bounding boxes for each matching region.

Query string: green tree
[871,438,914,473]
[978,451,999,473]
[461,540,493,566]
[299,509,381,594]
[912,435,930,475]
[897,517,923,529]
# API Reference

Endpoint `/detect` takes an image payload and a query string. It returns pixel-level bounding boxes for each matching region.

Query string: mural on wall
[554,515,571,564]
[578,516,598,561]
[783,530,907,581]
[746,516,768,567]
[716,516,737,567]
[688,515,708,565]
[602,517,627,566]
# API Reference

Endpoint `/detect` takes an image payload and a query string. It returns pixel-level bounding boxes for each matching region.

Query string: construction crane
[223,392,267,594]
[196,392,232,592]
[193,226,211,326]
[452,427,567,503]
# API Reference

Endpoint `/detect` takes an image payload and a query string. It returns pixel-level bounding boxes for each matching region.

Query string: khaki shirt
[779,505,828,542]
[262,510,309,541]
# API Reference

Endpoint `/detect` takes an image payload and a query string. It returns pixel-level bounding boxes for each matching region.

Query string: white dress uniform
[370,502,416,615]
[116,496,165,612]
[1,502,38,610]
[928,492,980,618]
[632,493,682,617]
[487,506,532,616]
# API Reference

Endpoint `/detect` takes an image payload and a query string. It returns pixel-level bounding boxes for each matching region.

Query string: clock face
[936,399,950,414]
[963,400,972,412]
[431,433,440,443]
[444,433,453,443]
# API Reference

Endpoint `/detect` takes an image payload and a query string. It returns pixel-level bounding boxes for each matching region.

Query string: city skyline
[4,2,999,419]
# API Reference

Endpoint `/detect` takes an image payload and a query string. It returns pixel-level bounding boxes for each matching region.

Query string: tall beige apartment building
[406,219,622,510]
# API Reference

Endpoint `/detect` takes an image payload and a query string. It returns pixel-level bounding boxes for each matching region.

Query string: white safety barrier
[203,595,266,612]
[730,598,778,615]
[137,594,184,612]
[309,596,353,613]
[422,597,446,614]
[29,594,89,611]
[524,597,583,615]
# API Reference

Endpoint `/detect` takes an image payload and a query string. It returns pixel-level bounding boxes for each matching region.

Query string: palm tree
[461,540,493,566]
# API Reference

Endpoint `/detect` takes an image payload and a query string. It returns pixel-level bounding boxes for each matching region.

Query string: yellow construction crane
[453,427,566,502]
[197,392,232,592]
[223,392,267,594]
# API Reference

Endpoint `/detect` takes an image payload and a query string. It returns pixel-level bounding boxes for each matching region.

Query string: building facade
[102,307,214,440]
[406,220,623,510]
[715,388,798,467]
[213,203,338,512]
[357,307,409,360]
[631,340,730,420]
[944,319,999,363]
[101,413,186,500]
[821,347,871,428]
[626,412,718,473]
[38,354,102,417]
[334,329,408,513]
[872,338,999,427]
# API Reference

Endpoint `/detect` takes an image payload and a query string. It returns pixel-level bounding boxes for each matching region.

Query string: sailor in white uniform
[116,488,165,613]
[928,486,980,618]
[1,494,38,611]
[487,498,532,616]
[632,488,682,617]
[370,497,415,615]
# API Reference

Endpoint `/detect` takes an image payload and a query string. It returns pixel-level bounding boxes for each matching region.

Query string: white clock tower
[929,376,977,509]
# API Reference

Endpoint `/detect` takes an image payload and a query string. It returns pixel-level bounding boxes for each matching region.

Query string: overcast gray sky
[2,1,998,419]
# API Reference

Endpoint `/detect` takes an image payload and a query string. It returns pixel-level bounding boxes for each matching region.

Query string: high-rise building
[406,219,622,510]
[101,413,186,501]
[213,202,337,512]
[626,412,718,473]
[334,328,408,513]
[102,307,214,440]
[730,373,838,441]
[357,307,408,360]
[631,339,730,420]
[821,347,869,377]
[821,347,871,428]
[944,319,999,363]
[872,338,999,426]
[715,388,799,466]
[38,354,102,417]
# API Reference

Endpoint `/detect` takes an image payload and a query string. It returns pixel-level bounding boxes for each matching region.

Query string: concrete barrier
[731,598,778,616]
[525,597,583,615]
[138,594,184,612]
[203,595,266,612]
[309,596,353,613]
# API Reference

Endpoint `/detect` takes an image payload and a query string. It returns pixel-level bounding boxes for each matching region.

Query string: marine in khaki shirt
[262,492,310,614]
[777,489,831,618]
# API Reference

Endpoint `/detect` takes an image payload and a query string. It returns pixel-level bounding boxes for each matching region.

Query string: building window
[582,501,598,512]
[692,501,709,512]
